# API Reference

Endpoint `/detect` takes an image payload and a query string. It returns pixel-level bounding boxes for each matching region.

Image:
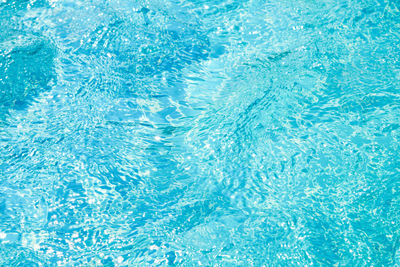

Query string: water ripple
[1,0,400,265]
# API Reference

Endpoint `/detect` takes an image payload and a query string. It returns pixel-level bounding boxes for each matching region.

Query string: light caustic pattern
[1,0,400,265]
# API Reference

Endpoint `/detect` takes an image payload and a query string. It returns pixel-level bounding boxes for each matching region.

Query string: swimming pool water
[1,0,400,265]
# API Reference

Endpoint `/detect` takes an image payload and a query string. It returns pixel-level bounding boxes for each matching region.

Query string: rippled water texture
[1,0,400,265]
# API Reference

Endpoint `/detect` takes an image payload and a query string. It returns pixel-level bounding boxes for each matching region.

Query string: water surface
[1,0,400,265]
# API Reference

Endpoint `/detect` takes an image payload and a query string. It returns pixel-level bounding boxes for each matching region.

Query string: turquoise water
[1,0,400,265]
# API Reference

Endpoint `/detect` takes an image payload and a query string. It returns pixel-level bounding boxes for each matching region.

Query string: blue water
[1,0,400,265]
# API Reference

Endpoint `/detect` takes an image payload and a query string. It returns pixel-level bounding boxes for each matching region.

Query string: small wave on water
[1,0,400,265]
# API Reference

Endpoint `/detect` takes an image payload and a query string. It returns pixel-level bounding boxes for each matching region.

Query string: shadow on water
[0,0,56,121]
